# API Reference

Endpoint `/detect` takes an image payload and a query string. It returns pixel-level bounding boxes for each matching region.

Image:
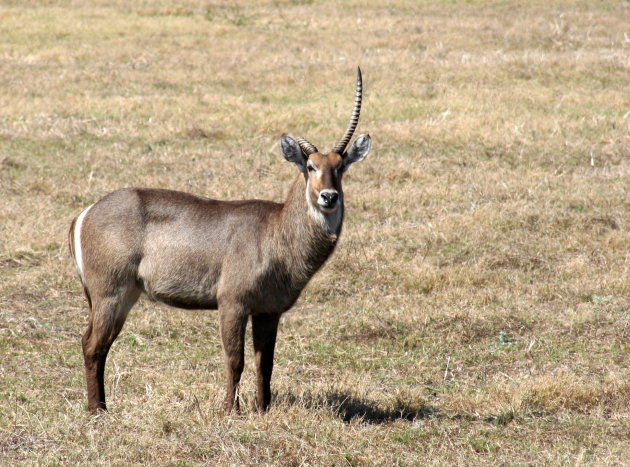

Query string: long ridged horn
[296,136,318,155]
[330,67,363,155]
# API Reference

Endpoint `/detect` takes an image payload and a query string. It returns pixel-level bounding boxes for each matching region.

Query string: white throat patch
[306,181,342,235]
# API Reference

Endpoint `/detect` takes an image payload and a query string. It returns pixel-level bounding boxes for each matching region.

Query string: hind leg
[82,288,140,413]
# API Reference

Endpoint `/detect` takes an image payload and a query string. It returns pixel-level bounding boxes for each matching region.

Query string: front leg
[252,313,280,412]
[219,303,248,414]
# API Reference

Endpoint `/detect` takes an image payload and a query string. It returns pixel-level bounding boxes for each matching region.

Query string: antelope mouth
[317,204,339,214]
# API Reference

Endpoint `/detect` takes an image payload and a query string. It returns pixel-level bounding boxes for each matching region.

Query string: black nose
[321,191,339,206]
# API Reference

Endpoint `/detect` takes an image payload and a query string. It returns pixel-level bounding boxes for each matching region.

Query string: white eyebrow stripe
[73,204,94,284]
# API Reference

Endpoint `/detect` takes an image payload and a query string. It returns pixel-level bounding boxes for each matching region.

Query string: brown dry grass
[1,0,629,465]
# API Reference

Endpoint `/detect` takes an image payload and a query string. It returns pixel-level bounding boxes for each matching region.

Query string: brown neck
[272,175,342,286]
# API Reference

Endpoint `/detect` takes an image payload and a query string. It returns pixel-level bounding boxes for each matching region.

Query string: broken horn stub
[296,137,318,156]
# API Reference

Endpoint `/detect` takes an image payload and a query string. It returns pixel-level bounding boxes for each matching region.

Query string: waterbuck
[69,68,371,414]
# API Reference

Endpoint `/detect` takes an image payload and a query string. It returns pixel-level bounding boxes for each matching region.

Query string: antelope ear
[280,134,307,171]
[342,134,371,171]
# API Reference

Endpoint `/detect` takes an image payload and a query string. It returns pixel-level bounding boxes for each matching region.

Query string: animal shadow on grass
[277,390,438,424]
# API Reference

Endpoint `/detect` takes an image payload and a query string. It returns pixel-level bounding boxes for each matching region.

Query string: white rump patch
[73,204,94,284]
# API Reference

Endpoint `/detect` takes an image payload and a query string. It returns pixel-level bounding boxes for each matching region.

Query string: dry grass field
[1,0,629,464]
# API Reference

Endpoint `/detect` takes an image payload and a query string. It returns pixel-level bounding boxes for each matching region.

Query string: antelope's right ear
[342,134,372,171]
[280,134,307,171]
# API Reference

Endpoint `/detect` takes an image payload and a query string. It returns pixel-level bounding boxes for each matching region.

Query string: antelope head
[281,68,372,216]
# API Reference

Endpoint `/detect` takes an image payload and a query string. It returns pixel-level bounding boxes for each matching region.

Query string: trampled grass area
[1,0,629,464]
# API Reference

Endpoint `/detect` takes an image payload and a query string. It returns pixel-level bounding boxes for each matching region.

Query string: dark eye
[307,164,316,172]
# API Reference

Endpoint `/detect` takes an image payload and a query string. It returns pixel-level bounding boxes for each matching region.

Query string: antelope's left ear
[342,134,371,171]
[280,134,307,172]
